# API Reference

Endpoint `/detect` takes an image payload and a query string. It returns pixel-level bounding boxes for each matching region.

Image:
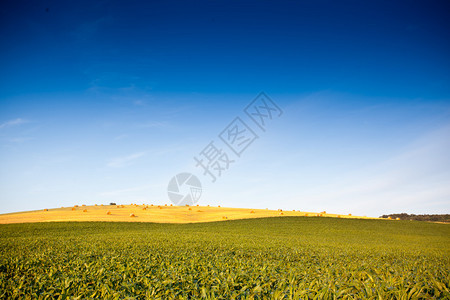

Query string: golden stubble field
[0,204,377,224]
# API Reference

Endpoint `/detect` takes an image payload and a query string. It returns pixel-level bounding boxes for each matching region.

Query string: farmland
[0,217,449,299]
[0,204,374,224]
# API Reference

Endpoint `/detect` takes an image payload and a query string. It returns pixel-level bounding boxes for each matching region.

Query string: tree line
[380,213,450,223]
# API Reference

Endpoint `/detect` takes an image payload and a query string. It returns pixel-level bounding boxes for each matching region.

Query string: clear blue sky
[1,0,449,216]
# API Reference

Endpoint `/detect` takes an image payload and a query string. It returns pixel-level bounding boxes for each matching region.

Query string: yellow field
[0,204,377,224]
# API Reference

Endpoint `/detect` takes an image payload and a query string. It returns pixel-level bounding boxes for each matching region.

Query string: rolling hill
[0,204,375,224]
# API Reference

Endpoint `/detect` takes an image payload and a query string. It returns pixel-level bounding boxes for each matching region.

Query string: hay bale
[44,209,48,211]
[143,207,146,210]
[348,213,352,216]
[396,217,400,220]
[279,212,284,215]
[305,213,308,216]
[74,205,79,207]
[83,209,87,212]
[218,205,221,207]
[250,210,255,213]
[222,216,227,219]
[188,207,192,210]
[71,207,76,211]
[130,213,135,217]
[106,211,111,215]
[164,204,167,206]
[337,215,341,218]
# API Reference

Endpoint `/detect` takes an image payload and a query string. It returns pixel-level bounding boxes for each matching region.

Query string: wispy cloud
[0,118,29,130]
[301,123,450,215]
[137,121,168,129]
[9,137,34,143]
[107,152,145,168]
[99,184,154,197]
[113,134,128,140]
[133,100,145,106]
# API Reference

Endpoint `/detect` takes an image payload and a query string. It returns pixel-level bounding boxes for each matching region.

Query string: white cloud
[298,123,450,215]
[133,100,145,106]
[9,137,34,143]
[0,118,29,129]
[99,184,151,197]
[113,134,128,140]
[137,121,168,128]
[107,152,145,168]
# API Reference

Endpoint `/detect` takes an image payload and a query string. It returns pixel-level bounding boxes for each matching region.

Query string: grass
[0,217,449,299]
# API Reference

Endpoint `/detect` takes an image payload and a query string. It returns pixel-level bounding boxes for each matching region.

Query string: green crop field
[0,217,449,299]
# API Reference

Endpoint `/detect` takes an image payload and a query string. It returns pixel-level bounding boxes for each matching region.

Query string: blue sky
[0,0,449,216]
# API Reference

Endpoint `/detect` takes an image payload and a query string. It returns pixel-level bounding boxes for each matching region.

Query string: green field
[1,217,449,299]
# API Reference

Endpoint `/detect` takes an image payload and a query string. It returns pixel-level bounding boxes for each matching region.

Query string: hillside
[0,204,375,224]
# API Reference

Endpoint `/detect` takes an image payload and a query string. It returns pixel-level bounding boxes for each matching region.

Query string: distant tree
[110,202,117,206]
[380,213,450,223]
